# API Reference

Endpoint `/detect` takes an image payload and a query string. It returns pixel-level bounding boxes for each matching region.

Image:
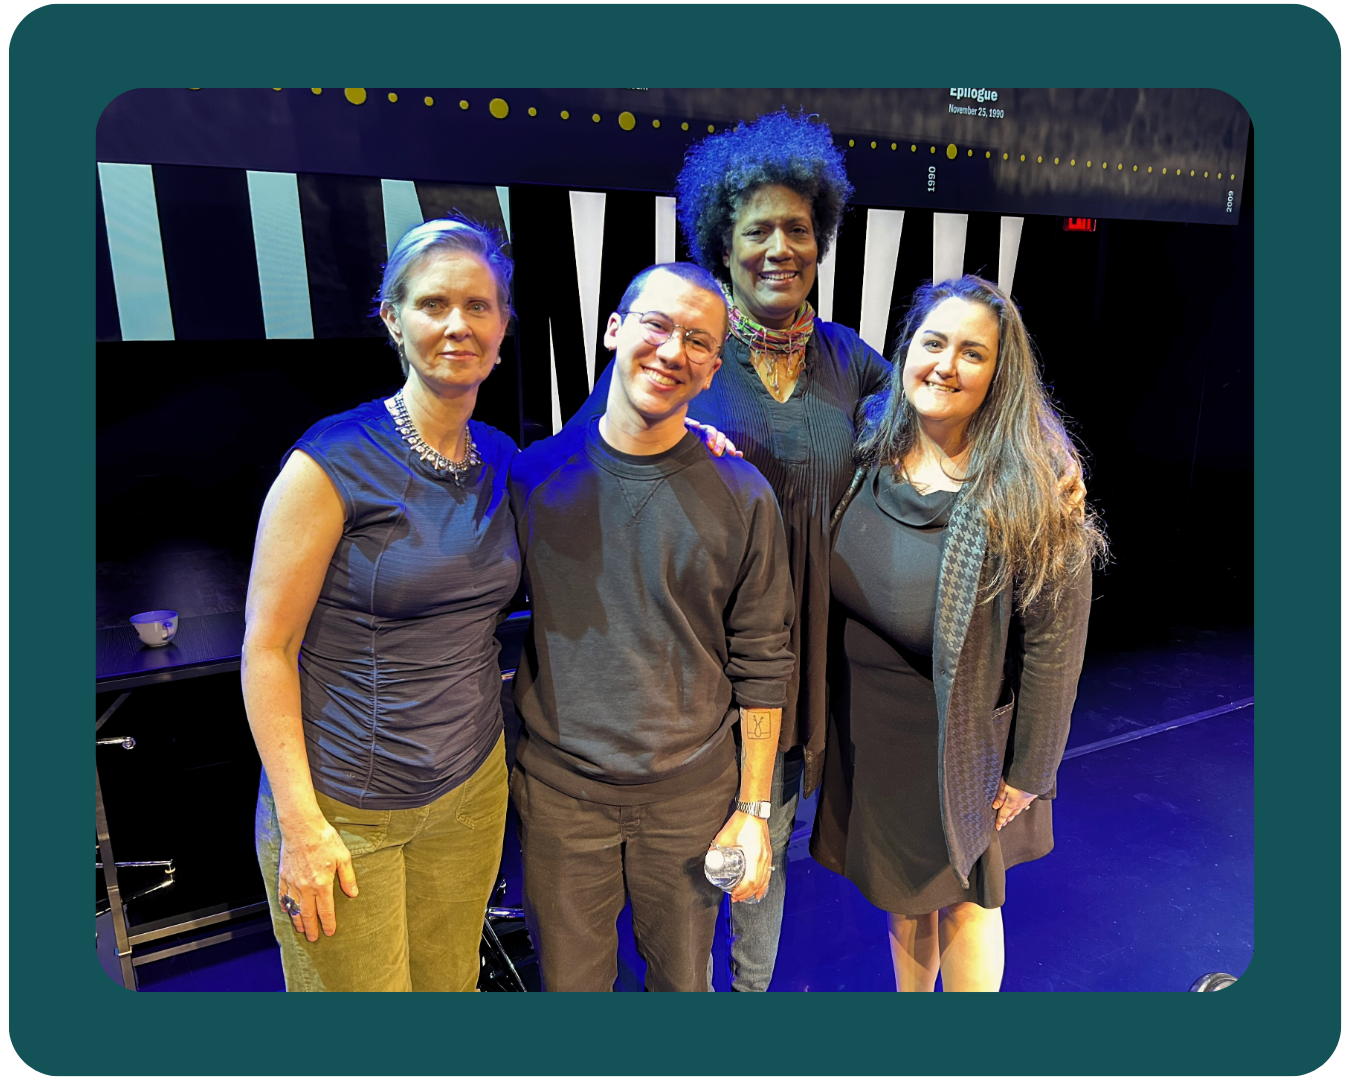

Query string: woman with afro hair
[574,109,890,991]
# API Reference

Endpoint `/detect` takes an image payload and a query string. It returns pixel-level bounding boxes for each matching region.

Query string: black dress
[829,469,1010,914]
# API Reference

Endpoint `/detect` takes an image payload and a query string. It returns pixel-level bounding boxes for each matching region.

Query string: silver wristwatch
[736,800,772,819]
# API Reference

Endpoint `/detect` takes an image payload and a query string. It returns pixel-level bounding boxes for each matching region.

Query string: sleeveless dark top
[291,399,521,810]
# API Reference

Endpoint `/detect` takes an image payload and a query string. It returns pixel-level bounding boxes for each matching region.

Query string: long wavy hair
[675,109,853,285]
[855,275,1107,610]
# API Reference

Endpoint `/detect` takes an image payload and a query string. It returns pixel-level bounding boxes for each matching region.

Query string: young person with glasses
[508,262,795,991]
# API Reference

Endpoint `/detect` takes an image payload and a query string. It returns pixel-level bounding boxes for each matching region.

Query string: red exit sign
[1063,217,1098,232]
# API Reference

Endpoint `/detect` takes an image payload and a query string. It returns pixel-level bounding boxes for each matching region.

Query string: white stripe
[245,170,314,339]
[569,190,607,393]
[815,230,838,324]
[548,318,563,435]
[998,216,1025,296]
[932,212,969,284]
[97,162,175,341]
[858,209,905,354]
[380,178,424,258]
[496,186,512,241]
[655,196,676,264]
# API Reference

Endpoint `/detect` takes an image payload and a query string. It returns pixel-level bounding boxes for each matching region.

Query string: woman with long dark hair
[811,275,1105,991]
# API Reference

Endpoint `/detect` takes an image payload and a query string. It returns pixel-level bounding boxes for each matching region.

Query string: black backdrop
[96,140,1253,646]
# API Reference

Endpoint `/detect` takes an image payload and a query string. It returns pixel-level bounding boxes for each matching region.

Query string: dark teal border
[13,4,1337,1074]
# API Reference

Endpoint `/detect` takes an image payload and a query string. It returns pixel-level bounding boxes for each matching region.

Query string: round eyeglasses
[618,310,721,364]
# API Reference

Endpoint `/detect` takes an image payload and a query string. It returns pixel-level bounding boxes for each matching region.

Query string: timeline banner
[97,88,1250,226]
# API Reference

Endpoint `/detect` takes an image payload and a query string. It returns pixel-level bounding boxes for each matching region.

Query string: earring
[493,354,502,366]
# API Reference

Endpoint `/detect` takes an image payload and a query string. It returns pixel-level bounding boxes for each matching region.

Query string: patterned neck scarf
[724,284,816,396]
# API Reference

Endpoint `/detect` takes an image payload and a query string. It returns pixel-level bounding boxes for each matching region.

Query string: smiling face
[602,268,725,429]
[902,296,1000,439]
[723,184,818,329]
[379,249,509,396]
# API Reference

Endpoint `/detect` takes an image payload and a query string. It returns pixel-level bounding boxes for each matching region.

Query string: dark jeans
[725,745,804,991]
[511,758,739,992]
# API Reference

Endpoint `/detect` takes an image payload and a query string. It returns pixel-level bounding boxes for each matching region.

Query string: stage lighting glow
[344,89,366,105]
[490,98,509,119]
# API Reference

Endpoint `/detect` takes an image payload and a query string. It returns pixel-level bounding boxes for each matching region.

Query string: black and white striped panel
[96,163,509,342]
[95,166,1030,438]
[827,206,1026,359]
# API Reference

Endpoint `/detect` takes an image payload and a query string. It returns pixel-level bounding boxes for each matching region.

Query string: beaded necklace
[385,390,481,487]
[724,287,817,397]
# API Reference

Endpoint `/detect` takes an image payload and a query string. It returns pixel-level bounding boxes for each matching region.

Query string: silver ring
[280,892,301,917]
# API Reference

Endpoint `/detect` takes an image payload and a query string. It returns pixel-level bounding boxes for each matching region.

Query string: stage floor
[125,625,1253,993]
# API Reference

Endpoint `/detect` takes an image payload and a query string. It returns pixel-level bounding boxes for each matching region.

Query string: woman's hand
[992,780,1036,831]
[711,811,772,902]
[1059,458,1087,521]
[684,417,743,458]
[278,819,359,941]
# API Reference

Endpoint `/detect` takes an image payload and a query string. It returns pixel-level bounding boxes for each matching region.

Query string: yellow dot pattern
[293,95,1244,190]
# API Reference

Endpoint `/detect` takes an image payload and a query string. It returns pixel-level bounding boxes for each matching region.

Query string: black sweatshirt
[508,419,795,805]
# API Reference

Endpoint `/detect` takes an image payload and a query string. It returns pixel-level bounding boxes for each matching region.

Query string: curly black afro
[675,109,853,285]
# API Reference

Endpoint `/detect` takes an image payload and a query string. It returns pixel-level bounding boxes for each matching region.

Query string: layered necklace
[386,390,481,487]
[725,286,817,397]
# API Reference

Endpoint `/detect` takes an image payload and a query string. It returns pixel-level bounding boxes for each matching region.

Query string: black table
[96,612,270,988]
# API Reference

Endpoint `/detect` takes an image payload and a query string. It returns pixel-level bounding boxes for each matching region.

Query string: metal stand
[95,689,181,989]
[478,879,535,991]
